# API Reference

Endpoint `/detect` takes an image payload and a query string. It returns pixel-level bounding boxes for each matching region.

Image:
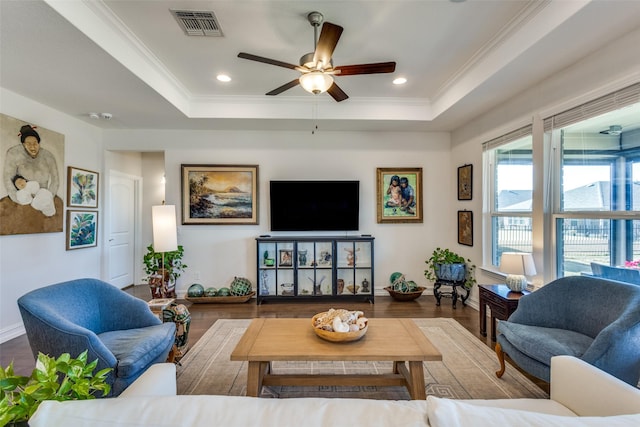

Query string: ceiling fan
[238,11,396,102]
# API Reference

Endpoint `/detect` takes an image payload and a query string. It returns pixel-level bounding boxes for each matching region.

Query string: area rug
[176,318,548,400]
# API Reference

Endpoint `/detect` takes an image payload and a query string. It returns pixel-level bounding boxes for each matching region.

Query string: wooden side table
[478,284,530,342]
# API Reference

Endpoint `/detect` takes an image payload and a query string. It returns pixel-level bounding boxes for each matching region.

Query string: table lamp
[152,204,178,297]
[500,252,536,292]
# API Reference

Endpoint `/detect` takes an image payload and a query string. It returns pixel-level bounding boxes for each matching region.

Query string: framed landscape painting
[66,210,98,250]
[376,167,423,223]
[182,164,259,225]
[67,166,99,208]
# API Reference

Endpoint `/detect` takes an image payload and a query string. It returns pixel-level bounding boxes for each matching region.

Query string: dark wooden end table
[478,284,530,342]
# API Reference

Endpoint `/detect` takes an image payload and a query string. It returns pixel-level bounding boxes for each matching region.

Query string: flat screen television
[270,180,359,231]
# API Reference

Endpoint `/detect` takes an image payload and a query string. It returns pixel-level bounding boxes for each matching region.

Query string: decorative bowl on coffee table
[311,312,368,342]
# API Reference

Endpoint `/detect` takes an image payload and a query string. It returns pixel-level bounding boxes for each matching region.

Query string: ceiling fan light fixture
[299,71,333,94]
[600,125,622,135]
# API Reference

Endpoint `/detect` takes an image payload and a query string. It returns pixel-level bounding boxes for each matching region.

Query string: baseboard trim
[0,322,25,344]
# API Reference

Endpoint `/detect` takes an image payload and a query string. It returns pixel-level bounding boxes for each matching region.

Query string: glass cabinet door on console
[296,241,333,296]
[256,236,374,304]
[336,240,372,296]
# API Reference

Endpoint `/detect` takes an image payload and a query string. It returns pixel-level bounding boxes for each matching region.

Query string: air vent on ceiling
[170,10,222,37]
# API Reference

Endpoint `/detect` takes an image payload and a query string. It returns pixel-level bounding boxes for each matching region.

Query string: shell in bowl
[311,309,368,342]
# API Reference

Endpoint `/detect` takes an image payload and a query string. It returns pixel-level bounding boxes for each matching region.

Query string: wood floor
[0,285,548,392]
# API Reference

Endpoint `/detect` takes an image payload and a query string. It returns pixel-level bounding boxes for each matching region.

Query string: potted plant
[424,247,476,290]
[143,244,187,298]
[0,351,111,426]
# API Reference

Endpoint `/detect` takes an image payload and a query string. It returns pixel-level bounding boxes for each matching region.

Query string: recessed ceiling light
[217,74,231,82]
[393,77,407,85]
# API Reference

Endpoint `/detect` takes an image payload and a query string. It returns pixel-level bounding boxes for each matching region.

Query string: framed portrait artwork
[66,210,98,250]
[1,113,65,236]
[376,167,423,223]
[457,164,472,200]
[279,249,293,267]
[181,164,259,225]
[458,210,473,246]
[67,166,99,208]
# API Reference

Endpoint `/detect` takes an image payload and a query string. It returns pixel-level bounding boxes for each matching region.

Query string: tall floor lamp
[152,204,177,298]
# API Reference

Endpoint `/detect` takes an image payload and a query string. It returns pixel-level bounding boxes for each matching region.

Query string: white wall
[0,89,103,342]
[104,129,456,298]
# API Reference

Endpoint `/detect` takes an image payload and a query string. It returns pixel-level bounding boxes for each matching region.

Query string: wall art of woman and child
[1,118,64,235]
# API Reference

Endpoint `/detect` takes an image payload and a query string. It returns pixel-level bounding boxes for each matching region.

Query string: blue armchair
[18,278,176,396]
[591,262,640,285]
[495,276,640,386]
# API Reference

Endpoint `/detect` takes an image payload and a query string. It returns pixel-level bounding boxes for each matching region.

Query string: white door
[107,173,137,289]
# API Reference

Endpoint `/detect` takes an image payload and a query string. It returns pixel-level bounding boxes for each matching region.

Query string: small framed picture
[279,249,293,267]
[181,164,258,225]
[458,210,473,246]
[376,167,423,223]
[66,210,98,250]
[457,164,472,201]
[67,166,99,208]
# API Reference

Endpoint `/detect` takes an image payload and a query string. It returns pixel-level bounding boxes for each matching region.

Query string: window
[546,84,640,277]
[483,128,533,267]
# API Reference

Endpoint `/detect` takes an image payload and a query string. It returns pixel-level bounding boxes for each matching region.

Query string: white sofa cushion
[30,395,430,427]
[427,396,640,427]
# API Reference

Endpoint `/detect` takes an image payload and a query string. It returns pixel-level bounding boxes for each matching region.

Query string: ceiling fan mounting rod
[307,11,323,51]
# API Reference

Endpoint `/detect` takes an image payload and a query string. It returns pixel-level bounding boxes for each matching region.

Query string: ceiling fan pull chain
[311,101,318,135]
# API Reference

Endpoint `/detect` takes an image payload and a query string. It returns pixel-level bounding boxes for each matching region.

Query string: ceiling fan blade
[327,82,349,102]
[238,52,298,70]
[334,62,396,76]
[266,79,300,96]
[313,22,343,67]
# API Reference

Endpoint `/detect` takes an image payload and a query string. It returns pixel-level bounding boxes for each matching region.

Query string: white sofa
[31,356,640,427]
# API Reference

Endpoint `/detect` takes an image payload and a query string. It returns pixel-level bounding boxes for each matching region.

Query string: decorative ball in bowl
[311,308,368,342]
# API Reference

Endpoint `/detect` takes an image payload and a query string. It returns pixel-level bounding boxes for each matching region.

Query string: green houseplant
[143,244,187,284]
[0,351,111,426]
[424,247,476,290]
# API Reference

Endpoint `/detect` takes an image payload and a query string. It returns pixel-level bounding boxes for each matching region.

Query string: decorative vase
[298,250,308,266]
[337,279,345,294]
[435,263,466,282]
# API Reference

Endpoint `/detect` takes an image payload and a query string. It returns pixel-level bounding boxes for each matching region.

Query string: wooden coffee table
[230,318,442,400]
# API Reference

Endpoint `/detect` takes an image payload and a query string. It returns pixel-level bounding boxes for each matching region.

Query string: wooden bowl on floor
[311,313,368,342]
[384,286,426,301]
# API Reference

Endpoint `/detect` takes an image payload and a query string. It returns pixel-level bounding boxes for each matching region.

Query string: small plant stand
[433,279,469,309]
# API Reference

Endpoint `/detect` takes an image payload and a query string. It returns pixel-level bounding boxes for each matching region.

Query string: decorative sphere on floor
[187,283,205,297]
[230,277,252,296]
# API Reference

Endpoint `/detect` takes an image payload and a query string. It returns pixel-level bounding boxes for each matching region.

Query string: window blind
[543,82,640,132]
[482,125,532,151]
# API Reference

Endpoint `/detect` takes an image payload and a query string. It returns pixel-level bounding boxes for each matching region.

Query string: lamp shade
[299,71,334,94]
[500,252,537,275]
[152,205,177,253]
[500,252,536,292]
